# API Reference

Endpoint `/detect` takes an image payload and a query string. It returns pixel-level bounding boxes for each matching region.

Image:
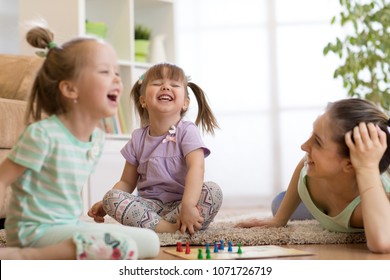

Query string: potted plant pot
[134,24,151,62]
[85,20,107,38]
[135,39,150,62]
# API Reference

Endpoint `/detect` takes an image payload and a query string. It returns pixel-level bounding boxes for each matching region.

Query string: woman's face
[300,112,350,178]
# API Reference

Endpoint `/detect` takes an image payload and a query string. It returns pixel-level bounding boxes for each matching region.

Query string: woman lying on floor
[236,98,390,254]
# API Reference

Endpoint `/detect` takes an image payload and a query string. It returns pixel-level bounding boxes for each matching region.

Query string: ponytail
[188,82,219,135]
[130,80,149,127]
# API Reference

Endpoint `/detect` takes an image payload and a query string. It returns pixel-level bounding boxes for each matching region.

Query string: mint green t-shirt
[298,165,390,233]
[5,115,105,246]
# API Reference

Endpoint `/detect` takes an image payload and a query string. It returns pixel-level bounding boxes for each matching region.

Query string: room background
[0,0,347,207]
[175,0,346,205]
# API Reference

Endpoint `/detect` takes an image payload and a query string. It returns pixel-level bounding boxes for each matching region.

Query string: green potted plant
[323,0,390,112]
[85,20,107,39]
[134,24,152,62]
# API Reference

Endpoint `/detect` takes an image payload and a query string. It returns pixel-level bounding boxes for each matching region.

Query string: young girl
[236,98,390,253]
[0,26,159,260]
[88,63,223,234]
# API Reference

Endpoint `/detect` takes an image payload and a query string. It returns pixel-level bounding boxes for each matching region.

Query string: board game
[164,242,314,260]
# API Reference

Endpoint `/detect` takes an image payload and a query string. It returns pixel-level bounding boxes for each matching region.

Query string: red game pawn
[185,242,191,254]
[176,242,183,252]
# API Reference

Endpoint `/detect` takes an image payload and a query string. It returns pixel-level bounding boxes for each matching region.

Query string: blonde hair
[25,26,102,122]
[130,63,219,134]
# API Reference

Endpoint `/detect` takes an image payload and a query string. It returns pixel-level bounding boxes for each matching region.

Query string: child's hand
[235,218,284,228]
[87,201,107,223]
[345,122,387,173]
[179,205,204,234]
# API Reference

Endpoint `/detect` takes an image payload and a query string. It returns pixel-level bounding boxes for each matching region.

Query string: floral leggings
[103,181,223,231]
[23,222,160,260]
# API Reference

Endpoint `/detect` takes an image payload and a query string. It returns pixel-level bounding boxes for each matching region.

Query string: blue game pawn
[206,243,210,253]
[228,241,233,252]
[214,241,219,253]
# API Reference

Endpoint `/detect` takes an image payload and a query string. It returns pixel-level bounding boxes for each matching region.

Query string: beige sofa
[0,54,43,226]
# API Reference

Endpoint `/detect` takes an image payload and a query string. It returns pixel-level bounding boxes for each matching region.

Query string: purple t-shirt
[121,119,210,203]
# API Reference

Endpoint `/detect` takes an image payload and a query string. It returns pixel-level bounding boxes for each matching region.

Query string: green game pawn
[206,250,211,259]
[197,248,203,260]
[237,243,242,254]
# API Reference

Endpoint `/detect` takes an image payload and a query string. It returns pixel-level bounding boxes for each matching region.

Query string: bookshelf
[19,0,176,135]
[18,0,177,210]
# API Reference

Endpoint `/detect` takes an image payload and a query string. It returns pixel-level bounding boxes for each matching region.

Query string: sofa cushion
[0,54,43,100]
[0,98,27,149]
[0,150,12,219]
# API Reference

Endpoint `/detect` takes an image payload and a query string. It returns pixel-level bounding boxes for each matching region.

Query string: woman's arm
[236,158,305,228]
[346,123,390,253]
[179,148,205,234]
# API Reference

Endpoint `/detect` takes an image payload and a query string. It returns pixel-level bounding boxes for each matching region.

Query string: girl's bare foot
[0,247,25,259]
[155,219,180,233]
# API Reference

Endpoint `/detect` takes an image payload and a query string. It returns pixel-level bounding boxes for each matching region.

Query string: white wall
[175,0,347,206]
[1,0,348,207]
[0,0,19,54]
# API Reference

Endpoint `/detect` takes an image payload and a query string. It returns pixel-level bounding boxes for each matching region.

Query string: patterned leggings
[102,181,223,231]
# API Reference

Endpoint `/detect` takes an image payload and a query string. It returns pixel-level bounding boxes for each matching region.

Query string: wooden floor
[151,204,390,260]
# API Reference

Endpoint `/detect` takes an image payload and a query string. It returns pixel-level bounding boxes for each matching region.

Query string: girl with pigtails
[0,26,160,260]
[89,63,223,234]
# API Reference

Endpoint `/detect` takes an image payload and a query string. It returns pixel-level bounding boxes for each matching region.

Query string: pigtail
[25,26,58,123]
[130,80,149,127]
[187,82,219,135]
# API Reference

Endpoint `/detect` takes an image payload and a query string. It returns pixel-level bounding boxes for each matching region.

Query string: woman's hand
[87,201,107,223]
[345,122,387,173]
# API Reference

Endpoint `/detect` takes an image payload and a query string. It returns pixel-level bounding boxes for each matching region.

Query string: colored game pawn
[237,243,242,254]
[220,240,225,250]
[176,242,183,252]
[228,241,233,252]
[214,242,219,253]
[205,243,210,253]
[206,250,211,259]
[197,249,203,260]
[185,242,191,254]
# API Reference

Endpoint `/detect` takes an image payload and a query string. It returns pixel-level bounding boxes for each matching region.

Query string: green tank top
[298,165,390,233]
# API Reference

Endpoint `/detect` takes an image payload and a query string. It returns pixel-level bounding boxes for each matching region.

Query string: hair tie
[48,41,57,49]
[138,74,145,85]
[35,41,57,58]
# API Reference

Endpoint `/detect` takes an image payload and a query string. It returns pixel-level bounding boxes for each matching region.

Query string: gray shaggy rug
[0,211,366,247]
[157,212,366,246]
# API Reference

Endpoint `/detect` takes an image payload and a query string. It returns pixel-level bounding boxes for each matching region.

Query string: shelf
[19,0,176,137]
[106,134,131,141]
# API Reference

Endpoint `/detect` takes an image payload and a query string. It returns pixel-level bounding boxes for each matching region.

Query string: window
[176,0,345,205]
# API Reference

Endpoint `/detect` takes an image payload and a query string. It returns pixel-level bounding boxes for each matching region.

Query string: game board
[164,242,314,260]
